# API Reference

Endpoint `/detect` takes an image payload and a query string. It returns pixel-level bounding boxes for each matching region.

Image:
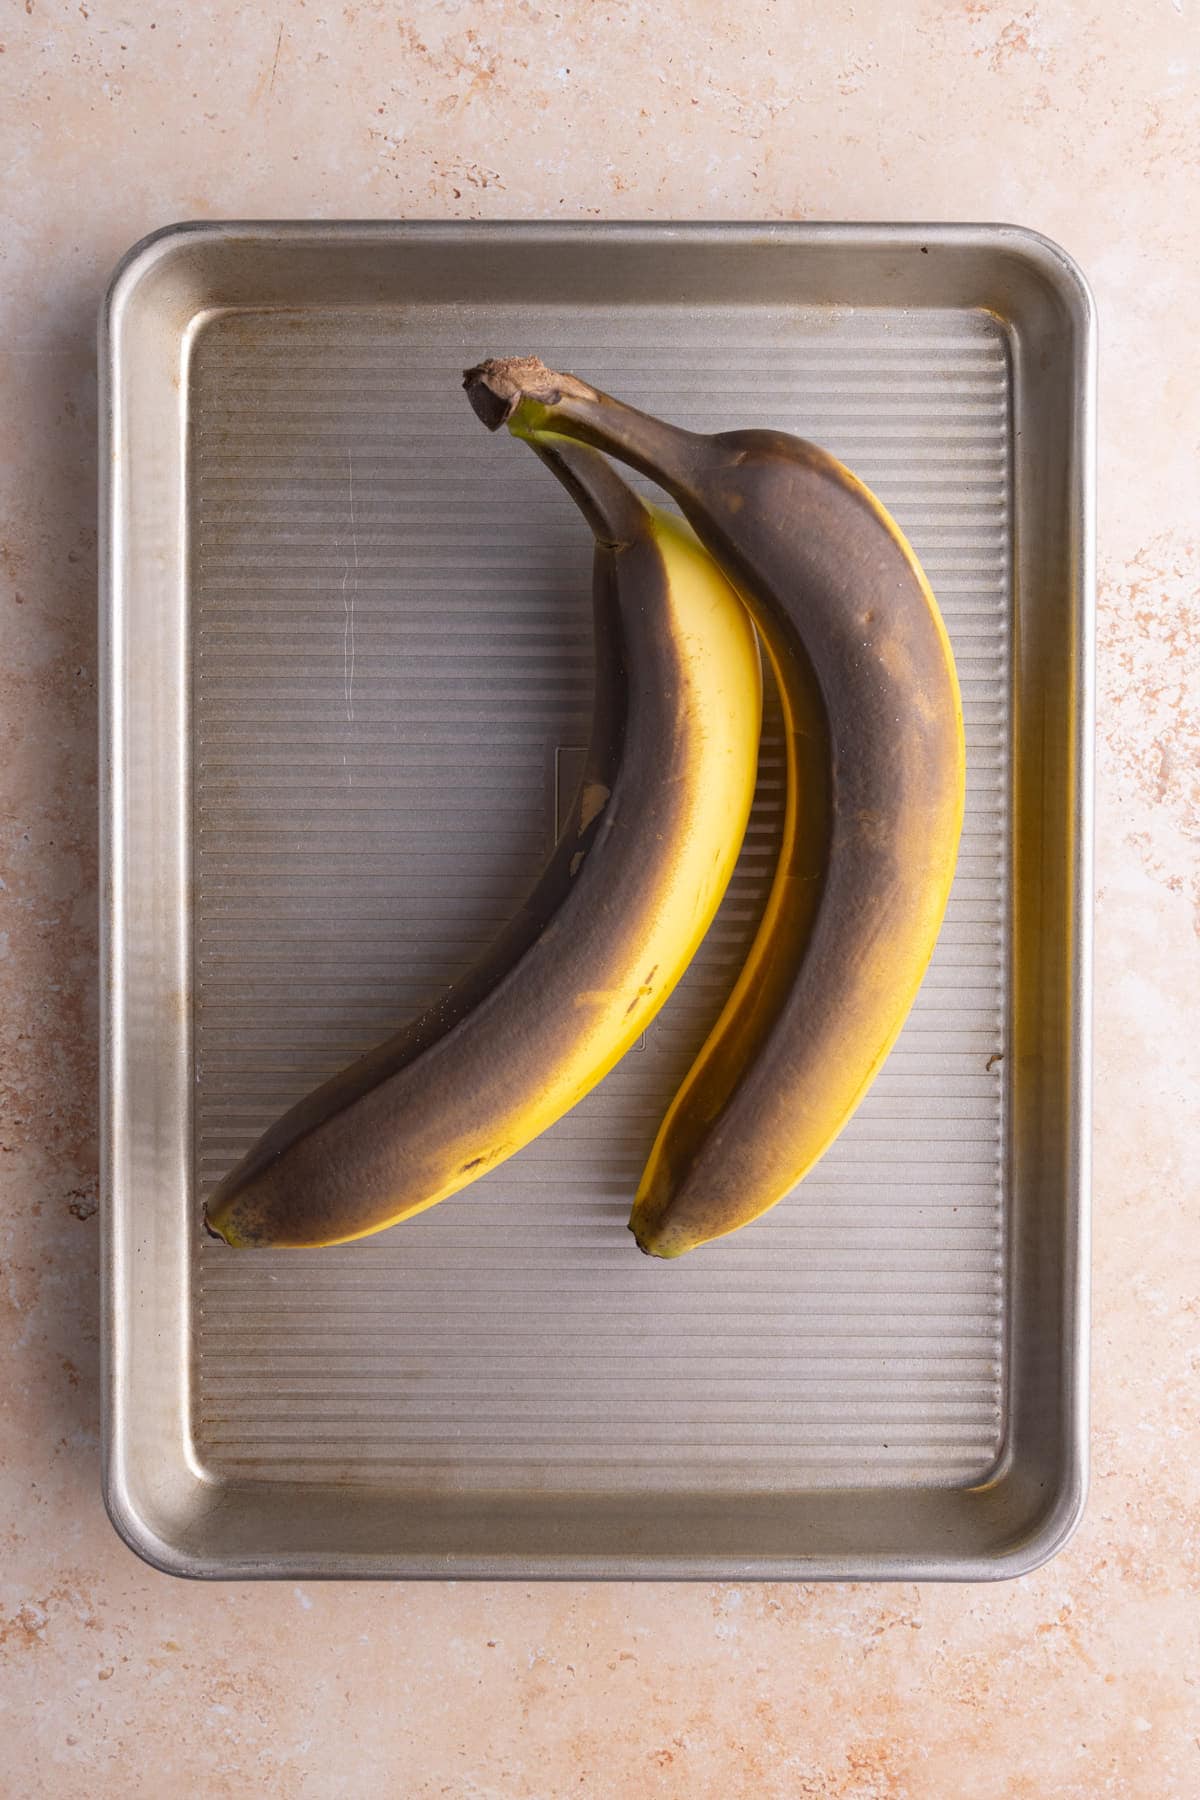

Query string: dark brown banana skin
[465,360,964,1257]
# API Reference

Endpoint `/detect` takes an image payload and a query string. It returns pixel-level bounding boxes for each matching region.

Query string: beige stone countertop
[2,3,1198,1795]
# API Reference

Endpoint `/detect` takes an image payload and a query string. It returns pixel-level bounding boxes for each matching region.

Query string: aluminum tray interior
[101,222,1093,1580]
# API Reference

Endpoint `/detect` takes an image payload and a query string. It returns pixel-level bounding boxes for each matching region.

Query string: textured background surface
[1,2,1197,1795]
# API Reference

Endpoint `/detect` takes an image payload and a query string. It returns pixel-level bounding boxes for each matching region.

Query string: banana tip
[628,1218,684,1260]
[202,1201,248,1247]
[201,1206,229,1244]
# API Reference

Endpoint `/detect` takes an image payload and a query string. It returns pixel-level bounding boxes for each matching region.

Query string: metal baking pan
[100,222,1093,1580]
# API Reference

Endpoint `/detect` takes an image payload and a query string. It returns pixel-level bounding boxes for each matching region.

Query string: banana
[464,357,965,1259]
[204,438,762,1248]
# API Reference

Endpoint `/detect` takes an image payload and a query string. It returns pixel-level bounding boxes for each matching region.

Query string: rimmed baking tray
[100,222,1093,1579]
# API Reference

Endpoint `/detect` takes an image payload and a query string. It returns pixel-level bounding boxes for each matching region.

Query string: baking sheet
[100,222,1093,1578]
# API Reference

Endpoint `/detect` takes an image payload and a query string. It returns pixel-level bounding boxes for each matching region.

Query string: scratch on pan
[343,448,359,726]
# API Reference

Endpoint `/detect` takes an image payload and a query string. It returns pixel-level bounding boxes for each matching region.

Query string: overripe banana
[204,437,762,1248]
[464,357,965,1259]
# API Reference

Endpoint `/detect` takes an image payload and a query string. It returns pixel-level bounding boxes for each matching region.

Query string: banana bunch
[205,360,964,1258]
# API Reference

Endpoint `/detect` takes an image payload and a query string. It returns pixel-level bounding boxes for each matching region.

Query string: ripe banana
[204,437,762,1248]
[464,357,965,1259]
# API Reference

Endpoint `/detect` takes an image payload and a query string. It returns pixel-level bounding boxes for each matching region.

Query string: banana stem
[526,433,649,548]
[463,357,706,497]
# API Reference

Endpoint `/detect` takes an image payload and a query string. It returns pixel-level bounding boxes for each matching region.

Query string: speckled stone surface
[1,3,1198,1794]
